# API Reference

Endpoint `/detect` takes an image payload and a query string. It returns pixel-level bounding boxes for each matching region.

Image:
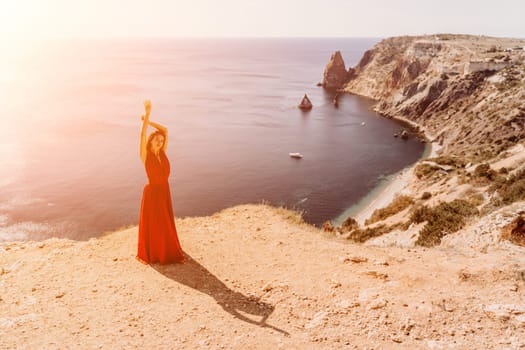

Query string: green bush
[365,195,414,225]
[411,200,479,247]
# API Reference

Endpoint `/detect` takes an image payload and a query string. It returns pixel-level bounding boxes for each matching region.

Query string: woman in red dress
[137,100,185,264]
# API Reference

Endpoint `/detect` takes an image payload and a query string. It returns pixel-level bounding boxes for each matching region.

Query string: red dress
[137,150,185,264]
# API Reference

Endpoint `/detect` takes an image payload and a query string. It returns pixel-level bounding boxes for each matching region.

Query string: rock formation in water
[322,51,349,90]
[298,93,313,110]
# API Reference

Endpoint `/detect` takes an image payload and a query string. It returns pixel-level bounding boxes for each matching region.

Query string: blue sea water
[0,38,425,241]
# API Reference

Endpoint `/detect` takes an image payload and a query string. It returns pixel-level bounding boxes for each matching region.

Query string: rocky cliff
[323,35,525,250]
[322,50,349,90]
[339,34,525,161]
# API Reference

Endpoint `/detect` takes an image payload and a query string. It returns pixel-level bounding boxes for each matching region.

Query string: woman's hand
[143,99,152,118]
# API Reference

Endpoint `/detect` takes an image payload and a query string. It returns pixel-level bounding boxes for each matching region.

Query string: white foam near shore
[334,166,413,226]
[334,136,437,227]
[0,221,55,242]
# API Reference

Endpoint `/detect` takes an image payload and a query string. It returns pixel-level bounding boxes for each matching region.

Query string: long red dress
[137,149,185,264]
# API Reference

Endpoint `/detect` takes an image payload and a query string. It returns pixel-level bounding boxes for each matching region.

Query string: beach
[337,118,440,226]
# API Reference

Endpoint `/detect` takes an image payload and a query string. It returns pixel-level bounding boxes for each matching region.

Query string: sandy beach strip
[335,116,440,226]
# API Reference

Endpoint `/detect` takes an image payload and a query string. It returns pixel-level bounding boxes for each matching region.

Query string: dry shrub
[467,192,485,206]
[365,195,414,225]
[485,169,525,213]
[399,220,411,231]
[468,163,503,187]
[469,194,485,206]
[322,221,335,232]
[500,214,525,247]
[488,175,508,194]
[474,163,497,180]
[273,205,305,225]
[340,216,359,232]
[411,200,479,247]
[414,163,440,179]
[421,192,432,200]
[428,156,467,168]
[409,204,433,223]
[347,223,401,243]
[496,170,525,205]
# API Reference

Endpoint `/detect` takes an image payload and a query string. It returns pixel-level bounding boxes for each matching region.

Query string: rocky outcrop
[322,51,349,90]
[298,94,313,110]
[340,34,525,161]
[325,35,525,253]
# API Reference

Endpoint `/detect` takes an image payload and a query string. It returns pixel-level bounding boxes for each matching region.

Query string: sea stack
[298,94,313,110]
[322,51,349,90]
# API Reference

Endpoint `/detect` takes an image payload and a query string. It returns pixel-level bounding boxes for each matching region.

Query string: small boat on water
[289,152,303,159]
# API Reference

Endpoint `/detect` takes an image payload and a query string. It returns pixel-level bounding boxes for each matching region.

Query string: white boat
[289,152,303,159]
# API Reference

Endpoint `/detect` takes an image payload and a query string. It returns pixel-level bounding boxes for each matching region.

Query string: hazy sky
[1,0,524,39]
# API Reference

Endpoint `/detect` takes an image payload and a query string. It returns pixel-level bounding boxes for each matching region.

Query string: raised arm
[139,100,151,163]
[146,119,168,152]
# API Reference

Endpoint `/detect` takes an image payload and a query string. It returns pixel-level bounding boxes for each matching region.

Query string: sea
[0,38,426,241]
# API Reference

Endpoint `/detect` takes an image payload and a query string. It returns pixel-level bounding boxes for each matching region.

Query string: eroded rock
[322,51,349,89]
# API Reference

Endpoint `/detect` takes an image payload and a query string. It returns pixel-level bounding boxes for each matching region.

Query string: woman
[137,100,185,264]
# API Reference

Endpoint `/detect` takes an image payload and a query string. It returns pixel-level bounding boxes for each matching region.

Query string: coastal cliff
[319,34,525,250]
[2,204,524,349]
[342,34,525,160]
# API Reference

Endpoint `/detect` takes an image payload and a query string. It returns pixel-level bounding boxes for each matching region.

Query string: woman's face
[150,134,164,153]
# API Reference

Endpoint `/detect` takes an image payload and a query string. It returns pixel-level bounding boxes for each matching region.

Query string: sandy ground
[1,204,524,350]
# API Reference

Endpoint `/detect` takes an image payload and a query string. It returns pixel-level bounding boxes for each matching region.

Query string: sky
[0,0,524,40]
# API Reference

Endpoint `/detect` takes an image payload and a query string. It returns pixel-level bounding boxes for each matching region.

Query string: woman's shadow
[153,254,289,336]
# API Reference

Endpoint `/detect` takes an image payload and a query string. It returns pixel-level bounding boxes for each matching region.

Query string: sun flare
[0,1,43,39]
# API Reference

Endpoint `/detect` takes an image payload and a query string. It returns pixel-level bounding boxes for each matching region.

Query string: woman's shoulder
[161,149,169,158]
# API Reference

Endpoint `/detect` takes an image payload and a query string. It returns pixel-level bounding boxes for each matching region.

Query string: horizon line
[14,33,525,40]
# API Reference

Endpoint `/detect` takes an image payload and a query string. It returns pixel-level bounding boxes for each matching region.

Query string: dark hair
[146,130,166,152]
